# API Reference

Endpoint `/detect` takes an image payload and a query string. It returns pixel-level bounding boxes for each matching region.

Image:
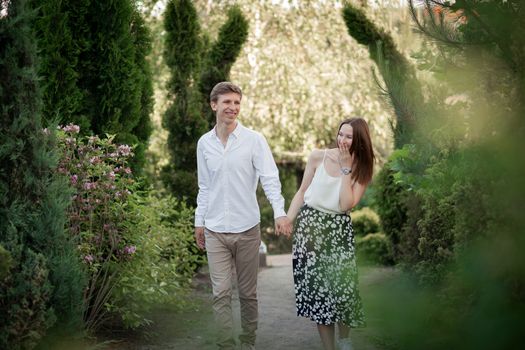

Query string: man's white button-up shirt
[195,122,286,233]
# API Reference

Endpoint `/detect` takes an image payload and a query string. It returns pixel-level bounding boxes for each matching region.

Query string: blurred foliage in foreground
[350,1,525,349]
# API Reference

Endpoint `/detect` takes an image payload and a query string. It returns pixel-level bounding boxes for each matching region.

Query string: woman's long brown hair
[338,118,375,184]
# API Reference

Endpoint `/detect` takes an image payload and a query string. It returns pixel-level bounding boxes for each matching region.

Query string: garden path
[108,254,394,350]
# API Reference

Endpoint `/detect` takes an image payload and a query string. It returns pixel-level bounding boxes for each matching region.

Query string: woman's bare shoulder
[307,149,325,165]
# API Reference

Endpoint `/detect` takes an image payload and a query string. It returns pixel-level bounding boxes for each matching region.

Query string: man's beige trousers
[205,225,260,349]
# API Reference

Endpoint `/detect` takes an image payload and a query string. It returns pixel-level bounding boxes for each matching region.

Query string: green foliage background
[29,0,154,174]
[4,0,524,348]
[160,0,249,203]
[0,1,84,347]
[145,0,407,177]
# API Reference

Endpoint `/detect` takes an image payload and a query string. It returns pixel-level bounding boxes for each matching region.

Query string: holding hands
[275,216,293,237]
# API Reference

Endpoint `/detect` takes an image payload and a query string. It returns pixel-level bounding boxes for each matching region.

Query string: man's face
[211,92,241,126]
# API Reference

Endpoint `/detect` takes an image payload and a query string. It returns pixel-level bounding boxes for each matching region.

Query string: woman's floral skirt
[292,205,365,327]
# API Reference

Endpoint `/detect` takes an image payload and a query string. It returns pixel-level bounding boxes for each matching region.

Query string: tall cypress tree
[199,5,249,125]
[162,0,248,202]
[342,4,424,148]
[161,0,207,202]
[29,0,90,131]
[29,0,153,173]
[342,4,429,265]
[0,0,84,348]
[129,9,154,174]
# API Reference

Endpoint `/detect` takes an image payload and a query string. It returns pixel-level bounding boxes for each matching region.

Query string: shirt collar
[231,121,243,139]
[211,121,243,140]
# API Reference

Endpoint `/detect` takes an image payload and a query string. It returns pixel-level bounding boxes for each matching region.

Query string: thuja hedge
[1,2,83,348]
[374,144,496,283]
[29,0,154,174]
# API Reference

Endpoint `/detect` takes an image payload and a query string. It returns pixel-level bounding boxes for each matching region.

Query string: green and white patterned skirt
[292,205,365,327]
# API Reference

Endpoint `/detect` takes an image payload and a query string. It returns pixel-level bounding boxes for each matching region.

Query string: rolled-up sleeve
[253,134,286,218]
[195,139,209,227]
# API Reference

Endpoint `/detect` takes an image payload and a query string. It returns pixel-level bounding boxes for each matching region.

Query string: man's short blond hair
[210,82,242,102]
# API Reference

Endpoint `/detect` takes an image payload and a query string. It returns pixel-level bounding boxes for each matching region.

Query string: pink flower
[124,167,132,174]
[83,255,94,264]
[83,182,97,190]
[108,171,116,180]
[70,175,78,185]
[62,124,80,133]
[118,145,132,156]
[123,246,136,255]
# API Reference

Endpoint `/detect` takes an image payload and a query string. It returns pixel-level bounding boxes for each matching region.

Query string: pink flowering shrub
[56,124,137,331]
[56,124,203,329]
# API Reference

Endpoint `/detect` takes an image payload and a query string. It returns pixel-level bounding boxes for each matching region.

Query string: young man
[195,82,292,350]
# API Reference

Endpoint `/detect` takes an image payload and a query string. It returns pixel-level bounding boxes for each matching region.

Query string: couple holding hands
[194,82,374,350]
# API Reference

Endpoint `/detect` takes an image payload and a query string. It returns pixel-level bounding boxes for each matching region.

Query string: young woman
[287,118,374,350]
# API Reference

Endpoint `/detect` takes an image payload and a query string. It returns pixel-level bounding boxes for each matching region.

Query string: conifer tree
[343,4,424,148]
[161,0,207,201]
[29,0,90,131]
[199,5,249,125]
[342,4,428,264]
[29,0,153,173]
[162,0,248,202]
[129,10,154,174]
[0,1,84,347]
[79,0,150,171]
[408,0,525,127]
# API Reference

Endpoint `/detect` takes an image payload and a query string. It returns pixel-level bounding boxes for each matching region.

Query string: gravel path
[107,254,394,350]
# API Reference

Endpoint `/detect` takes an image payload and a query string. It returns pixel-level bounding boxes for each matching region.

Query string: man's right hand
[274,216,293,237]
[194,227,206,250]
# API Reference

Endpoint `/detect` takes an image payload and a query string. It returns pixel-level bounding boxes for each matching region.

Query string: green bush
[1,1,84,346]
[373,161,409,263]
[56,126,141,332]
[109,191,205,328]
[351,207,380,237]
[356,233,392,265]
[0,251,53,350]
[56,125,206,330]
[0,245,12,280]
[29,0,154,174]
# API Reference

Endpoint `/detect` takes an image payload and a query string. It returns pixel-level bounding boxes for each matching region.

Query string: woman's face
[337,123,353,149]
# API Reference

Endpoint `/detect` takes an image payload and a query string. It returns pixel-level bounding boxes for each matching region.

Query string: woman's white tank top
[304,150,345,214]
